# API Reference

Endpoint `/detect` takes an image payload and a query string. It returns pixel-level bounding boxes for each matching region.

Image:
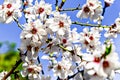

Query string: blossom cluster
[0,0,120,80]
[76,0,103,24]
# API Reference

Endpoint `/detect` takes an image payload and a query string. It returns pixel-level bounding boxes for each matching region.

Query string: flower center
[6,11,13,17]
[35,47,39,52]
[94,57,100,63]
[38,7,44,14]
[57,64,62,70]
[59,21,64,28]
[84,40,89,45]
[27,45,32,51]
[89,3,94,6]
[7,3,12,8]
[83,6,90,13]
[103,61,109,68]
[31,28,37,34]
[89,36,94,40]
[62,39,67,44]
[27,68,34,73]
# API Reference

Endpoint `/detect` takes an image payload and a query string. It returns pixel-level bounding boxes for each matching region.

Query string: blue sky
[0,0,120,79]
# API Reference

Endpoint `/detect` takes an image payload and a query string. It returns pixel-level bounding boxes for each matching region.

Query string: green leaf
[105,44,112,57]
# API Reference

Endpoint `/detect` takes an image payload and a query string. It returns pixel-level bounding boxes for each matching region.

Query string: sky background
[0,0,120,79]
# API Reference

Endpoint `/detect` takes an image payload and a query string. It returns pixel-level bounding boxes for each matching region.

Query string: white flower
[76,4,91,19]
[20,19,47,42]
[98,51,120,79]
[21,60,42,80]
[82,42,120,79]
[68,28,80,43]
[0,0,22,23]
[79,27,101,52]
[76,0,103,23]
[104,17,120,38]
[24,7,36,22]
[34,0,52,21]
[46,11,71,36]
[53,60,73,79]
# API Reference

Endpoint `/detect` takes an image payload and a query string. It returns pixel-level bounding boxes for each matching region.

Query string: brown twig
[55,0,58,7]
[58,0,66,11]
[13,17,23,30]
[2,59,22,80]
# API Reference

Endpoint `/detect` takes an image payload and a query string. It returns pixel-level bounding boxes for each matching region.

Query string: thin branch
[102,6,106,16]
[55,0,58,10]
[2,59,22,80]
[37,57,41,63]
[60,7,81,12]
[37,57,45,75]
[60,4,81,12]
[68,71,82,79]
[58,0,66,11]
[57,44,71,52]
[13,17,23,30]
[2,49,23,80]
[102,2,110,16]
[72,21,110,28]
[21,0,28,23]
[55,0,58,7]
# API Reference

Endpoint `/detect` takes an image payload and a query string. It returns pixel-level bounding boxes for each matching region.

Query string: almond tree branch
[57,44,72,52]
[55,0,58,7]
[55,0,59,10]
[2,49,23,80]
[60,4,81,12]
[13,17,23,30]
[58,0,66,11]
[2,59,22,80]
[60,7,81,12]
[72,21,110,28]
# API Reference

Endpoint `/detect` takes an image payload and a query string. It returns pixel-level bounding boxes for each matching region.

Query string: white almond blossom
[34,0,52,21]
[21,59,42,80]
[76,0,103,23]
[46,11,71,36]
[0,0,21,23]
[20,19,47,42]
[24,6,36,22]
[53,59,73,79]
[79,27,101,52]
[82,42,120,79]
[68,28,80,43]
[104,17,120,38]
